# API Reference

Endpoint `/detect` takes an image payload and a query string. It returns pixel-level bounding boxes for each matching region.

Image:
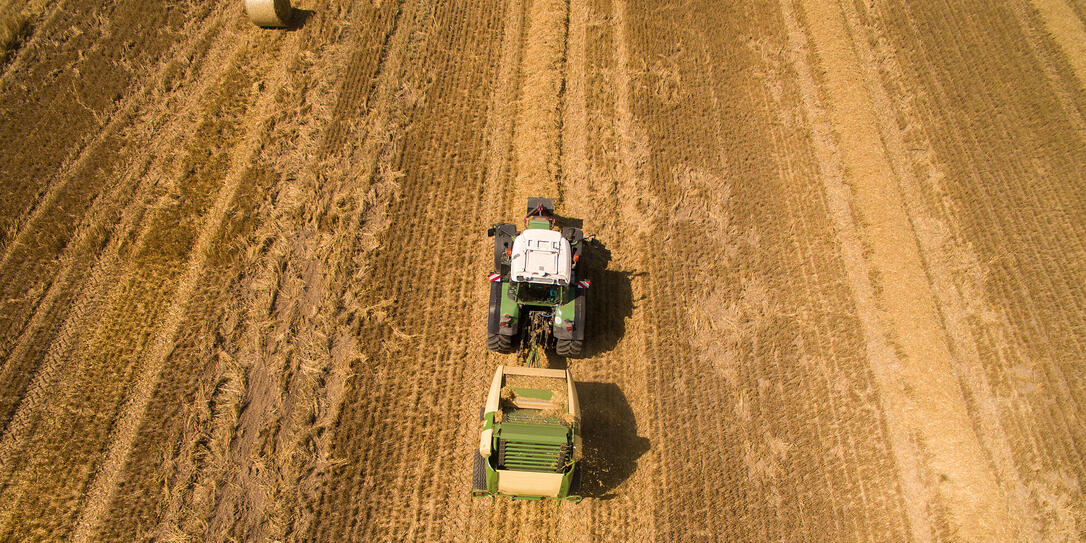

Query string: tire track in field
[193,3,405,540]
[0,1,217,350]
[509,0,570,212]
[837,0,1043,538]
[859,1,1086,538]
[466,0,526,536]
[0,2,233,428]
[560,0,587,200]
[1005,0,1086,143]
[234,4,405,538]
[0,0,61,84]
[473,1,572,536]
[553,1,656,540]
[0,33,272,541]
[0,0,191,251]
[595,4,659,538]
[483,0,525,221]
[197,0,416,539]
[618,1,906,539]
[98,2,393,533]
[305,1,506,539]
[614,2,740,539]
[0,0,247,492]
[784,0,1018,540]
[1030,0,1086,88]
[0,2,219,273]
[712,9,912,539]
[69,21,309,543]
[777,3,937,541]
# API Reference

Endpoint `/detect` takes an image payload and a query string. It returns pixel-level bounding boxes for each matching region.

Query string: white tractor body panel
[510,229,572,285]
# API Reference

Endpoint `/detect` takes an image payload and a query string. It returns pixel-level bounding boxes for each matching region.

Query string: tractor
[486,198,588,361]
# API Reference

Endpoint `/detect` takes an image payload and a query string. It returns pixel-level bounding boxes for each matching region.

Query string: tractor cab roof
[510,229,572,286]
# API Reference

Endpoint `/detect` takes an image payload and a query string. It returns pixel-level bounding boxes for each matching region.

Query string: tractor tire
[487,332,514,353]
[472,452,487,491]
[556,338,582,357]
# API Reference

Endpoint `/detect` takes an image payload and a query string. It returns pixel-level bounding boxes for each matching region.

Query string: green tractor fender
[486,281,520,344]
[552,282,586,342]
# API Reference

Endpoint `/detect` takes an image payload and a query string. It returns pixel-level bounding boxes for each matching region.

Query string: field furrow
[0,5,254,509]
[856,0,1086,538]
[0,0,236,438]
[1030,0,1086,88]
[91,3,404,540]
[552,2,657,540]
[73,20,325,543]
[620,0,915,539]
[206,3,407,541]
[508,0,568,211]
[304,1,508,540]
[792,0,1021,539]
[0,29,275,539]
[0,0,59,74]
[1004,1,1086,142]
[0,0,197,250]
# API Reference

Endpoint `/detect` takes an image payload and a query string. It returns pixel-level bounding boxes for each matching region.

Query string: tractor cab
[510,229,573,288]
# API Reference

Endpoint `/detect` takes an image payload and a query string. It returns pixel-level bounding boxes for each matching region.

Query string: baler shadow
[575,381,650,500]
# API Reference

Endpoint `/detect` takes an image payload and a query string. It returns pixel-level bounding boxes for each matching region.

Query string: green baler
[471,365,582,502]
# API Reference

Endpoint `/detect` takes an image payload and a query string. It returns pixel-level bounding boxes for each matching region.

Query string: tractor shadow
[544,238,634,369]
[579,238,635,358]
[575,381,650,500]
[554,215,583,229]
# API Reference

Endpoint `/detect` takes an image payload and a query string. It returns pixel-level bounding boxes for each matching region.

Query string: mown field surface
[0,0,1083,541]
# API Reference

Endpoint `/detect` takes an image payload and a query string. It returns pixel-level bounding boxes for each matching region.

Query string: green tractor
[486,198,588,360]
[472,365,582,502]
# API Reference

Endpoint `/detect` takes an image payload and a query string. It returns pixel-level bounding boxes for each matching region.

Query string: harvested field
[0,0,1083,541]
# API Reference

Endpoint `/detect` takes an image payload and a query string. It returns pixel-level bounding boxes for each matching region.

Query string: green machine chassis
[471,365,583,502]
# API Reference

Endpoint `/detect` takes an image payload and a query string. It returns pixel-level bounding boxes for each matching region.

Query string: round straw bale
[245,0,293,28]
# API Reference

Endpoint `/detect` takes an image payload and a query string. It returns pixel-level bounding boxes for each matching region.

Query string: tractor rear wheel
[487,332,514,353]
[556,338,582,357]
